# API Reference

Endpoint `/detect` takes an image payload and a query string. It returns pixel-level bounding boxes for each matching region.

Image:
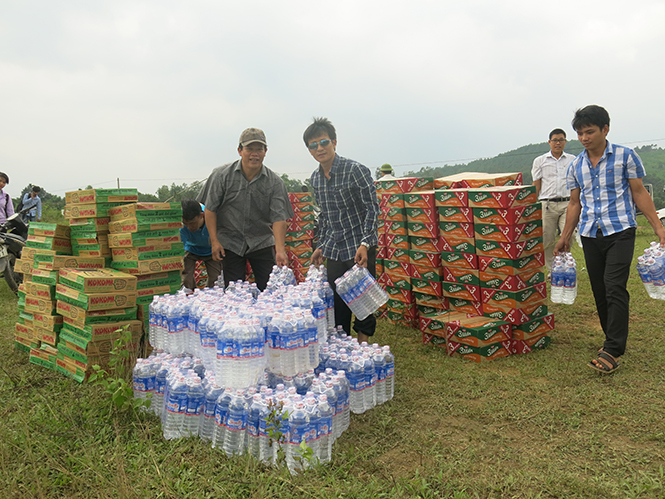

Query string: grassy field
[1,225,665,498]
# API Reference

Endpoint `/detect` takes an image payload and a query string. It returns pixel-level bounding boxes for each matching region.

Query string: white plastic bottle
[550,256,565,304]
[562,256,578,305]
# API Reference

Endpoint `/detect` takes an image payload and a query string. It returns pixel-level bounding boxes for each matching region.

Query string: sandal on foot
[587,351,620,374]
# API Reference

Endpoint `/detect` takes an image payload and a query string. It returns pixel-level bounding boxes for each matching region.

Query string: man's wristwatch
[360,242,370,249]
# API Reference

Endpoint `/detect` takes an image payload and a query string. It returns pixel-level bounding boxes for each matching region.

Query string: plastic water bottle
[163,376,188,440]
[132,359,148,403]
[286,401,309,473]
[246,394,264,459]
[372,346,387,405]
[304,396,320,463]
[347,355,365,414]
[383,346,395,401]
[149,296,159,348]
[184,377,205,437]
[562,256,578,305]
[258,396,275,464]
[323,282,335,329]
[153,362,168,416]
[361,352,376,412]
[316,394,334,463]
[647,252,665,300]
[200,382,223,442]
[223,389,249,456]
[336,371,351,432]
[637,255,658,299]
[550,256,565,304]
[334,265,388,321]
[211,387,233,449]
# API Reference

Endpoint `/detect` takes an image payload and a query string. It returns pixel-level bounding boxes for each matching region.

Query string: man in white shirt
[531,128,576,270]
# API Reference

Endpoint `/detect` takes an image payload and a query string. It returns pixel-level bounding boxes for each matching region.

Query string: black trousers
[327,247,377,337]
[581,227,635,357]
[222,246,275,291]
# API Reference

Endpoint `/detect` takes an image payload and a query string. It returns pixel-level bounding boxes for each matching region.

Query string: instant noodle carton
[467,185,538,209]
[477,253,545,275]
[406,207,438,224]
[381,206,406,222]
[108,219,182,234]
[28,222,71,239]
[438,221,475,239]
[445,316,512,347]
[440,251,478,270]
[434,189,469,207]
[446,339,512,363]
[33,255,106,272]
[108,202,182,222]
[61,320,142,342]
[384,260,411,280]
[380,193,405,208]
[285,230,314,242]
[472,203,542,225]
[57,301,137,330]
[107,230,181,248]
[443,267,480,287]
[64,203,129,219]
[407,222,438,238]
[411,278,442,297]
[110,256,184,275]
[66,188,138,205]
[385,247,410,263]
[437,206,474,223]
[26,235,72,254]
[440,236,476,254]
[410,266,443,282]
[475,237,544,260]
[69,217,111,233]
[448,297,483,316]
[409,249,442,269]
[482,301,549,325]
[385,234,410,250]
[479,269,545,291]
[288,192,314,204]
[384,286,414,304]
[441,281,481,301]
[58,268,137,293]
[55,284,137,311]
[414,292,449,309]
[384,220,408,236]
[481,283,548,309]
[509,334,551,355]
[24,281,56,300]
[404,191,435,210]
[474,220,543,243]
[434,172,523,189]
[409,236,445,253]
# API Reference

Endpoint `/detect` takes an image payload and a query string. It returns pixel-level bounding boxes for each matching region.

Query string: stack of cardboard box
[55,268,142,382]
[107,202,184,330]
[375,177,432,328]
[286,192,316,282]
[64,189,140,265]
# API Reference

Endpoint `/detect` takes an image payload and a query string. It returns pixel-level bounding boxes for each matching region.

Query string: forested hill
[404,141,665,209]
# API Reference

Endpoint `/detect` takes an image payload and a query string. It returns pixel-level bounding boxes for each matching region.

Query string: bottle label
[317,417,332,437]
[247,421,260,437]
[214,409,228,427]
[225,413,248,431]
[288,423,307,445]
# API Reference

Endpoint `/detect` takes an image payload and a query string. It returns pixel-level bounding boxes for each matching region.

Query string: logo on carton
[447,284,463,293]
[486,278,501,287]
[477,209,492,219]
[486,344,500,356]
[149,261,162,271]
[480,226,495,236]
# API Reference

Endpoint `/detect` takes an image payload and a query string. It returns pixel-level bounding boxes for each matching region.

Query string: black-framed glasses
[307,139,331,150]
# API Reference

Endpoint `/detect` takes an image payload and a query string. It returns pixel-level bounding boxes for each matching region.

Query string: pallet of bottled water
[136,266,395,473]
[550,252,577,305]
[636,241,665,300]
[334,265,389,320]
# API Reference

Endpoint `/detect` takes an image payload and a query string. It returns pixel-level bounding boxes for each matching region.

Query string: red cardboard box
[510,334,551,354]
[440,251,478,270]
[474,220,543,243]
[380,192,404,208]
[381,206,406,222]
[446,340,512,362]
[472,203,542,225]
[384,220,408,236]
[448,297,484,316]
[385,234,410,250]
[411,278,442,297]
[439,221,475,239]
[384,260,412,280]
[385,247,410,263]
[409,250,442,268]
[406,207,439,223]
[441,236,476,254]
[407,222,439,238]
[435,172,523,189]
[385,286,415,304]
[467,185,538,209]
[411,266,444,282]
[404,191,435,209]
[482,300,549,325]
[445,316,512,347]
[434,189,469,207]
[477,253,545,275]
[441,281,480,301]
[438,206,474,223]
[414,292,449,309]
[475,237,543,260]
[410,236,446,253]
[511,313,555,340]
[285,230,314,242]
[481,283,548,309]
[479,269,545,291]
[443,267,480,286]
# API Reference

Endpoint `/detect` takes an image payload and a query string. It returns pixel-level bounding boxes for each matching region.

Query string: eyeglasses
[550,138,567,143]
[307,139,331,150]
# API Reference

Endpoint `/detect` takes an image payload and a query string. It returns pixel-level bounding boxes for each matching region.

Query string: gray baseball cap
[239,128,267,147]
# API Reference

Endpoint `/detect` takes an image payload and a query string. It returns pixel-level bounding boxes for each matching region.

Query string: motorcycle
[0,206,30,295]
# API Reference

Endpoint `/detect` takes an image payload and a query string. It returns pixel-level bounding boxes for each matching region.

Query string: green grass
[1,224,665,498]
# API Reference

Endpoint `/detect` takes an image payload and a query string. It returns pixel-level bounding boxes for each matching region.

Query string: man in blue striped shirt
[554,105,665,374]
[306,117,380,344]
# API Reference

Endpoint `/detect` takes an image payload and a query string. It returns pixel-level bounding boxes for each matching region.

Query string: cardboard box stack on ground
[372,172,554,362]
[375,177,435,328]
[286,192,316,282]
[107,202,184,330]
[55,268,142,382]
[65,189,140,265]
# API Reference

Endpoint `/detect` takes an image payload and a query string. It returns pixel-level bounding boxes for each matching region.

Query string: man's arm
[272,220,288,266]
[553,188,582,255]
[354,165,380,267]
[533,179,542,198]
[204,208,224,261]
[36,197,42,221]
[629,178,665,245]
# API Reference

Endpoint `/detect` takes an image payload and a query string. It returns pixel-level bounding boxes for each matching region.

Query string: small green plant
[265,399,289,467]
[88,326,151,415]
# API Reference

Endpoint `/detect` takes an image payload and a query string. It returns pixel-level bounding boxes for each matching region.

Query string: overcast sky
[2,0,665,198]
